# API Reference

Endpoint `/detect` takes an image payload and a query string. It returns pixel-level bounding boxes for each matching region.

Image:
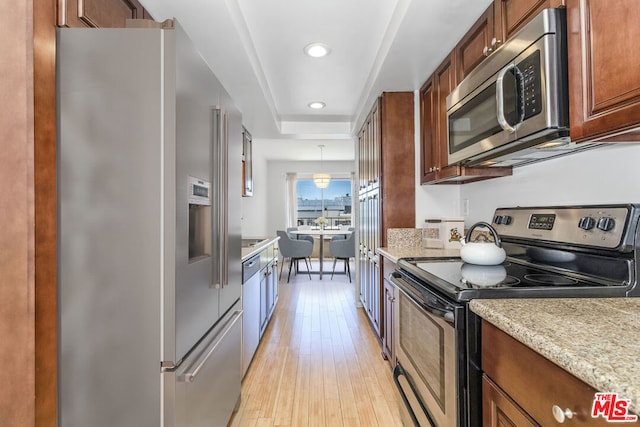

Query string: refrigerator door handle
[180,309,242,383]
[212,107,229,288]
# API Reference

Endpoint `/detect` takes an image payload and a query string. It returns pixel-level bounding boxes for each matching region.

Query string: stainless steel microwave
[447,8,578,167]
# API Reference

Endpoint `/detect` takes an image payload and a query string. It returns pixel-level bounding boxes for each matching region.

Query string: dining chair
[331,226,354,242]
[329,231,355,282]
[277,230,313,283]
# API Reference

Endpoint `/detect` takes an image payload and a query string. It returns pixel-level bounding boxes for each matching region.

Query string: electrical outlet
[463,199,470,216]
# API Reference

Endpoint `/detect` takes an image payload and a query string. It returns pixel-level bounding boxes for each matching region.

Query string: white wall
[460,143,640,225]
[241,152,355,236]
[410,90,640,228]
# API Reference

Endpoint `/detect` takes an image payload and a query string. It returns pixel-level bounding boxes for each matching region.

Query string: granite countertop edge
[470,298,640,414]
[377,246,460,263]
[241,236,279,262]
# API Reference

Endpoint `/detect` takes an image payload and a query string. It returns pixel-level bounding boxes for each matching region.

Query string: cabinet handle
[491,37,502,48]
[551,405,574,423]
[483,46,492,56]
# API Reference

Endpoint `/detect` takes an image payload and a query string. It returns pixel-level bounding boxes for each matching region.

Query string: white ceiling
[140,0,493,160]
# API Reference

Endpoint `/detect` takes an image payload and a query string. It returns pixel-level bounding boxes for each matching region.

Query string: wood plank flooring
[229,260,404,427]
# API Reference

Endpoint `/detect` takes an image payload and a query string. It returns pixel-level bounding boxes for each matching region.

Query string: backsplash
[387,228,422,247]
[386,227,493,248]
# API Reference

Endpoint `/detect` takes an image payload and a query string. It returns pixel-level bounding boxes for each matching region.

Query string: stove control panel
[491,205,639,251]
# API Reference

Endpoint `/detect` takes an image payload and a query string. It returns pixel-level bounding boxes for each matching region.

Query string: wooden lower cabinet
[483,376,538,427]
[381,257,397,366]
[482,321,618,426]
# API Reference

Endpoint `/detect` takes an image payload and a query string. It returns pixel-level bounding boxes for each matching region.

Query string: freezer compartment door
[175,303,242,426]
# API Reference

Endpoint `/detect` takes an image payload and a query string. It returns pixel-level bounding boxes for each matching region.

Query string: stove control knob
[578,216,595,230]
[597,217,615,232]
[494,215,512,225]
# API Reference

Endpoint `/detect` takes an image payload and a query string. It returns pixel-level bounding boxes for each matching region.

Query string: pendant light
[313,145,331,188]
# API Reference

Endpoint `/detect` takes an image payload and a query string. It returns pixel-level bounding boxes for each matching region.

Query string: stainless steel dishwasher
[242,255,261,377]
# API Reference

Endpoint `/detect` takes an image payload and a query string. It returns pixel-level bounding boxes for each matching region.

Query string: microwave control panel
[518,50,542,120]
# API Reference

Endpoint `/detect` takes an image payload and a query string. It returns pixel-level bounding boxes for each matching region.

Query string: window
[296,179,352,228]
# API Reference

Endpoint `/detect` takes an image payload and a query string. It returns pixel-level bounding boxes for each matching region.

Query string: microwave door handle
[496,63,517,133]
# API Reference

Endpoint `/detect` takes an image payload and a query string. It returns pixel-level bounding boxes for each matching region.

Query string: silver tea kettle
[460,222,506,265]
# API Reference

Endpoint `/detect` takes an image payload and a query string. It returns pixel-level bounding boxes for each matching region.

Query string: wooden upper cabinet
[455,4,495,82]
[567,0,640,142]
[58,0,151,28]
[420,53,462,184]
[420,53,512,184]
[434,54,457,173]
[494,0,565,44]
[419,78,437,183]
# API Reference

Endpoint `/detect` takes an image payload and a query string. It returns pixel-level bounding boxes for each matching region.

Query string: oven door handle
[391,275,456,324]
[421,297,455,323]
[393,363,436,427]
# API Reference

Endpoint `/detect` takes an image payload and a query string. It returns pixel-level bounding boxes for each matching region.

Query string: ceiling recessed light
[304,43,331,58]
[308,101,326,110]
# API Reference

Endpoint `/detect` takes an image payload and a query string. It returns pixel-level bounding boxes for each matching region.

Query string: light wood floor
[229,260,404,427]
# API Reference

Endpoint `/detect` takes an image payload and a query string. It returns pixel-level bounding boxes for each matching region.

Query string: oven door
[391,273,465,427]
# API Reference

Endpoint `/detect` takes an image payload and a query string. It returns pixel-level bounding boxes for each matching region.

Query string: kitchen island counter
[470,298,640,414]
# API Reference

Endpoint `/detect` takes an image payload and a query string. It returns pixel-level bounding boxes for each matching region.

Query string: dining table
[289,229,353,279]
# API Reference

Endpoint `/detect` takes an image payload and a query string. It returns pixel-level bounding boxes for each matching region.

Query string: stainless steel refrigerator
[57,20,242,427]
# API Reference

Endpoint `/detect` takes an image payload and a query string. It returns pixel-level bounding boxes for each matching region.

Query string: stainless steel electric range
[391,204,640,427]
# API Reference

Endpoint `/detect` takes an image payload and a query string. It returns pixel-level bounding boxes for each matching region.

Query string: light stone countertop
[241,236,279,262]
[469,298,640,414]
[377,246,460,263]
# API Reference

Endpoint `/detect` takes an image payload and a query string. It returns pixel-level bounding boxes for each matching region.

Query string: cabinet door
[433,53,459,178]
[482,376,539,427]
[382,275,396,365]
[358,130,366,190]
[259,268,268,336]
[567,0,640,142]
[420,78,438,184]
[482,321,613,426]
[371,258,381,334]
[271,261,278,308]
[370,99,381,188]
[494,0,564,44]
[455,4,495,81]
[58,0,149,28]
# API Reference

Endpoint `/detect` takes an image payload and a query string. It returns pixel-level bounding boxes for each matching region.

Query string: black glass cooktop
[396,256,632,302]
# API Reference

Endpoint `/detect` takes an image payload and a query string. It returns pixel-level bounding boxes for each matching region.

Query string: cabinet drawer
[482,321,611,426]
